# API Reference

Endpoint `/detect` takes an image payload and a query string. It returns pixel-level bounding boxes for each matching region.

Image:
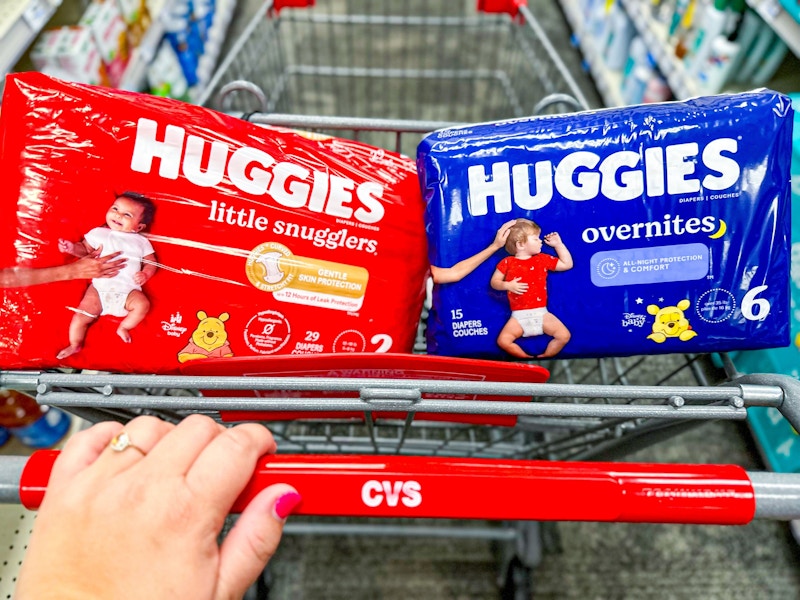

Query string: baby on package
[490,218,573,359]
[57,192,157,359]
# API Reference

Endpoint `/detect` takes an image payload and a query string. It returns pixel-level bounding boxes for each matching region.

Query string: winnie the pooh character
[178,311,234,362]
[646,300,697,343]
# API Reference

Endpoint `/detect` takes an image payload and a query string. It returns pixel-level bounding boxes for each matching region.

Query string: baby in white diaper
[57,192,157,359]
[490,218,573,359]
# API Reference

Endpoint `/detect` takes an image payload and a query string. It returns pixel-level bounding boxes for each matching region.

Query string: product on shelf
[117,0,153,48]
[641,71,672,103]
[621,62,653,104]
[690,1,788,94]
[0,73,428,374]
[685,0,732,74]
[750,37,790,86]
[419,91,793,361]
[161,0,206,86]
[0,389,71,448]
[670,0,697,58]
[603,2,636,71]
[735,15,778,83]
[779,0,800,24]
[30,29,63,72]
[30,26,110,86]
[80,0,131,87]
[695,35,739,94]
[147,39,191,100]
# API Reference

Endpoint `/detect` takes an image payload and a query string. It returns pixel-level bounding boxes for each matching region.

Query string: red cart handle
[272,1,525,17]
[273,0,315,10]
[21,451,755,524]
[477,0,527,17]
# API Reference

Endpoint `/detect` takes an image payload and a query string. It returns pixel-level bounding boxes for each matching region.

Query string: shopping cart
[2,1,800,598]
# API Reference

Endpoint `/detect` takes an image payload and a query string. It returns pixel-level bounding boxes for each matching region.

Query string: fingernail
[273,491,302,520]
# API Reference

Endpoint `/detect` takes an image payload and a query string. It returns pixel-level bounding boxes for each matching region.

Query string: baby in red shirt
[490,218,573,359]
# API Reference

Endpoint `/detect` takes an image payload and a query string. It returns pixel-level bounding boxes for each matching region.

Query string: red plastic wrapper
[0,73,428,374]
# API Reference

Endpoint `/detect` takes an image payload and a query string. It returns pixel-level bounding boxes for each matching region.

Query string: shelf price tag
[758,0,782,22]
[22,0,54,32]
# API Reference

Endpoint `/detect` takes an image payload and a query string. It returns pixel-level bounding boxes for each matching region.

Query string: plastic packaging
[0,73,429,374]
[731,94,800,474]
[418,91,793,361]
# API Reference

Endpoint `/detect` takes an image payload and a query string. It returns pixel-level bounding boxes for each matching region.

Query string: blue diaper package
[419,91,793,360]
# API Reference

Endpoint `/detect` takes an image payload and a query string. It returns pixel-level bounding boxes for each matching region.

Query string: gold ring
[109,431,146,456]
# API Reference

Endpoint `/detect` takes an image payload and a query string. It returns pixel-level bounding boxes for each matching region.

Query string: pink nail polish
[274,491,302,520]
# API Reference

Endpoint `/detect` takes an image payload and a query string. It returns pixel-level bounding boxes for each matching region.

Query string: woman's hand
[16,415,300,600]
[67,246,127,280]
[491,219,517,250]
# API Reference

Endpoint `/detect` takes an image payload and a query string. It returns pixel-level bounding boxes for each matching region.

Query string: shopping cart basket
[197,0,592,156]
[2,1,800,598]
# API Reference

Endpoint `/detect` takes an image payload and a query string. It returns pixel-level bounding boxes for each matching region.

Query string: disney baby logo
[622,312,647,328]
[161,312,188,338]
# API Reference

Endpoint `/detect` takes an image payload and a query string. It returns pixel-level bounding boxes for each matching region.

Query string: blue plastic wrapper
[419,91,793,360]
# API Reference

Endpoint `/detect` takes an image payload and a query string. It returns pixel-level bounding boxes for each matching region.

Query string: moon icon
[709,219,727,239]
[596,258,620,279]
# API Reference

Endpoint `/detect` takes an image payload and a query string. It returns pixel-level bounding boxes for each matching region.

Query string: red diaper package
[0,73,428,374]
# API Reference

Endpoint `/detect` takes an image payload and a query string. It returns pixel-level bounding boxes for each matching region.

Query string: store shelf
[0,414,85,599]
[0,505,36,598]
[0,0,61,84]
[122,0,236,95]
[558,0,624,107]
[617,0,698,100]
[746,0,800,59]
[190,0,237,102]
[118,0,174,91]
